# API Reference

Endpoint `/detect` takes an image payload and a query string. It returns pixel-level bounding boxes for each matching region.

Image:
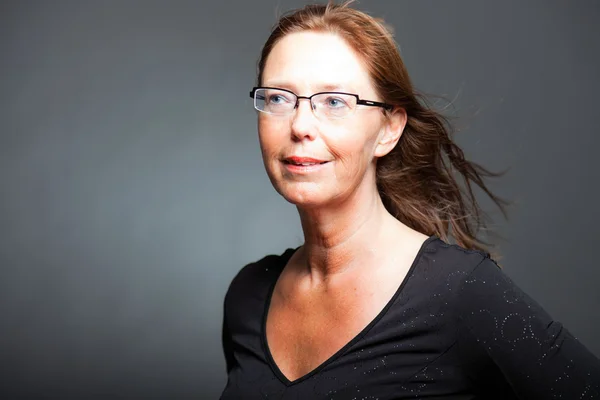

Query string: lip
[281,156,331,173]
[284,156,328,164]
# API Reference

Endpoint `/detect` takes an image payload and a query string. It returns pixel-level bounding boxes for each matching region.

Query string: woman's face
[258,31,402,208]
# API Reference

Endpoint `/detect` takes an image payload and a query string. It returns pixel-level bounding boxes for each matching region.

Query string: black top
[221,236,600,399]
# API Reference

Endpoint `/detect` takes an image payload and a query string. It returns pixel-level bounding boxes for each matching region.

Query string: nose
[290,98,318,141]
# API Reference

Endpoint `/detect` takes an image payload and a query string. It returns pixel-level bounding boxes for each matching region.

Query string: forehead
[262,31,373,94]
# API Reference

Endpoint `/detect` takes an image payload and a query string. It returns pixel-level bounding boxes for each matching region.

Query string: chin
[275,183,330,208]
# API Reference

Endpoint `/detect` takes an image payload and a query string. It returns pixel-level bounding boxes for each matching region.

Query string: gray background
[1,0,598,398]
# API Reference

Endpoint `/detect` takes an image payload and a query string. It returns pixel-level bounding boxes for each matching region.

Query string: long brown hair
[256,1,509,255]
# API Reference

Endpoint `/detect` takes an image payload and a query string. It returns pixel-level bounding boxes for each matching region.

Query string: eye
[266,91,294,105]
[324,96,349,108]
[268,94,285,104]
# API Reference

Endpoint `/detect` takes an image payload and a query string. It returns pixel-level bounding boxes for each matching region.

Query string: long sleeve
[456,256,600,398]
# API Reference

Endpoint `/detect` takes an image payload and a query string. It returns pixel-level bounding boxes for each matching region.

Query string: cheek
[257,118,283,156]
[328,123,381,172]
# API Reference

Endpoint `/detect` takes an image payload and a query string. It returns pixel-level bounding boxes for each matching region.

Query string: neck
[296,177,400,284]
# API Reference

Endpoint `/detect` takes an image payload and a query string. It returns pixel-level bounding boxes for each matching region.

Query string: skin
[259,31,429,381]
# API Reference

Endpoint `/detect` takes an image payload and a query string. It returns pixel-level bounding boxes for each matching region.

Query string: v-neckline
[260,235,438,386]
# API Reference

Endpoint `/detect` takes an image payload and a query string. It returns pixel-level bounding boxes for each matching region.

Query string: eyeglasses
[249,87,393,120]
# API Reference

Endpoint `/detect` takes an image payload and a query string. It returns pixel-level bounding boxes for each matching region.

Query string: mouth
[281,157,331,173]
[283,160,330,166]
[283,157,330,166]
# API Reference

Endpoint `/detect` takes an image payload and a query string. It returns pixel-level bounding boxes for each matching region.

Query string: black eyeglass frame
[249,86,394,112]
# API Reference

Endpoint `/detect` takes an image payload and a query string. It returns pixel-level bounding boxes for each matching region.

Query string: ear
[374,107,407,158]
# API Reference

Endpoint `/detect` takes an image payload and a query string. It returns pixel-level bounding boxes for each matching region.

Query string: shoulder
[412,237,511,328]
[424,239,540,327]
[406,237,507,315]
[421,236,496,281]
[224,248,297,310]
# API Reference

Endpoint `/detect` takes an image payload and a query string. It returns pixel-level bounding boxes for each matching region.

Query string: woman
[221,2,600,398]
